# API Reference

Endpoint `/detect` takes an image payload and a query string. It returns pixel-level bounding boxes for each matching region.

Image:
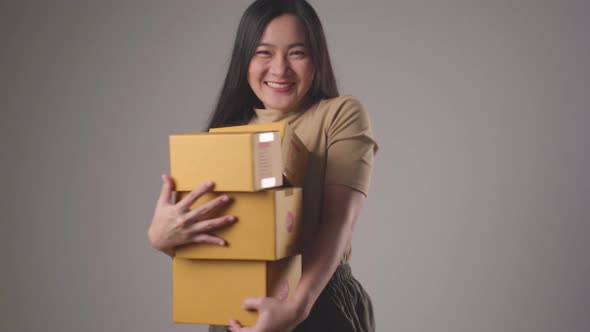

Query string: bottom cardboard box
[173,255,301,326]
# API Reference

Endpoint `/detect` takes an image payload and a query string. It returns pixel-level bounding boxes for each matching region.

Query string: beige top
[251,95,378,263]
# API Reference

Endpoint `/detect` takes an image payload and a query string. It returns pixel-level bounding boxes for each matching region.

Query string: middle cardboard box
[174,187,302,260]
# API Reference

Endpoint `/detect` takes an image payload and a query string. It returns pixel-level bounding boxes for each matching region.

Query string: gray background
[2,0,589,331]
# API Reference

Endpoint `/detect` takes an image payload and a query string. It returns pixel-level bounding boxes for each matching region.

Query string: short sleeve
[324,97,378,196]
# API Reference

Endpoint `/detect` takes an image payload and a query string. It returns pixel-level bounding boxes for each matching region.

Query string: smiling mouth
[265,81,294,89]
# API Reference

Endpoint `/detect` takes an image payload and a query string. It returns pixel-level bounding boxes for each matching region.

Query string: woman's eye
[289,50,306,57]
[256,50,271,56]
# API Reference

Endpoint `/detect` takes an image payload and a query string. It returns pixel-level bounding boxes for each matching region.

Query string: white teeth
[266,82,292,88]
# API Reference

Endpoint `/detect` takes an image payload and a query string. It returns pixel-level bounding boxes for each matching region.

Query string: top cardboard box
[170,132,282,192]
[210,121,309,187]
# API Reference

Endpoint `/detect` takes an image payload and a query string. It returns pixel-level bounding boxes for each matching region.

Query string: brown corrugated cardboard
[173,255,301,326]
[209,121,308,187]
[174,187,302,260]
[169,132,283,192]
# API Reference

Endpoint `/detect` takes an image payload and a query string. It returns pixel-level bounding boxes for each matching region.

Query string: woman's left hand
[228,297,306,332]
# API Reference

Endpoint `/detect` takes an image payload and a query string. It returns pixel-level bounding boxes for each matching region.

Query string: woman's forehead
[259,14,307,45]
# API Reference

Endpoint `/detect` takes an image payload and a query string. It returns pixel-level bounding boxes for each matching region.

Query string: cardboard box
[173,255,302,326]
[210,121,308,187]
[175,187,302,260]
[169,132,282,192]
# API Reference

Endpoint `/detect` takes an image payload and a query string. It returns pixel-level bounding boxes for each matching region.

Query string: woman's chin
[263,100,298,111]
[264,98,306,111]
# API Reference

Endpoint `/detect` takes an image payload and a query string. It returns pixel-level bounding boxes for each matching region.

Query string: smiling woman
[147,0,378,331]
[206,0,339,129]
[247,14,315,112]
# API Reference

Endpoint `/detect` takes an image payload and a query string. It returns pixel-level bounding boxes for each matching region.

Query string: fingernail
[228,216,236,222]
[205,181,213,187]
[218,240,225,246]
[221,195,230,202]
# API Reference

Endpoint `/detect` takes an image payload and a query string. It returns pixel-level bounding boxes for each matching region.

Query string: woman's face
[248,14,315,111]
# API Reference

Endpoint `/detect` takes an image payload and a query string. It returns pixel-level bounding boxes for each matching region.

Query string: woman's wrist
[290,291,313,324]
[147,228,175,257]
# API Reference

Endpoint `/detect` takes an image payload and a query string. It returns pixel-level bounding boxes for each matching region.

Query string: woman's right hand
[147,174,237,257]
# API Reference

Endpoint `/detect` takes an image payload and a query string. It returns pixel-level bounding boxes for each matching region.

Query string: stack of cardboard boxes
[169,122,309,326]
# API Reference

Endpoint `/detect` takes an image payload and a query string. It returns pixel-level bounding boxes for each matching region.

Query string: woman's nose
[269,55,289,76]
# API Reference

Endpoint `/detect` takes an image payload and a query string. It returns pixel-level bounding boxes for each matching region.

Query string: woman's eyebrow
[257,42,307,48]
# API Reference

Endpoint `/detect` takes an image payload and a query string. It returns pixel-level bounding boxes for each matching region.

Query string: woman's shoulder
[302,95,368,123]
[292,96,371,134]
[317,95,365,112]
[313,95,371,129]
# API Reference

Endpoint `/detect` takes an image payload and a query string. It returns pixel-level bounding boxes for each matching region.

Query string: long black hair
[207,0,339,129]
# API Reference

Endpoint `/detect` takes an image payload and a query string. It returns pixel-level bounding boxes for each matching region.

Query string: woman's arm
[230,184,366,331]
[292,184,366,319]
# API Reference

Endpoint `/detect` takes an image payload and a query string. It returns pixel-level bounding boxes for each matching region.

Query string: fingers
[157,174,175,205]
[190,233,226,246]
[228,319,246,332]
[188,214,236,234]
[175,181,214,211]
[229,319,241,328]
[241,297,264,311]
[228,298,263,332]
[182,194,232,222]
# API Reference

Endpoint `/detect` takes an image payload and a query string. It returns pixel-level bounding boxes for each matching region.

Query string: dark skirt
[209,264,375,332]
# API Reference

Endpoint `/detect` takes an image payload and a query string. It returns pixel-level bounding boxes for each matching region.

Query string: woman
[148,0,378,331]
